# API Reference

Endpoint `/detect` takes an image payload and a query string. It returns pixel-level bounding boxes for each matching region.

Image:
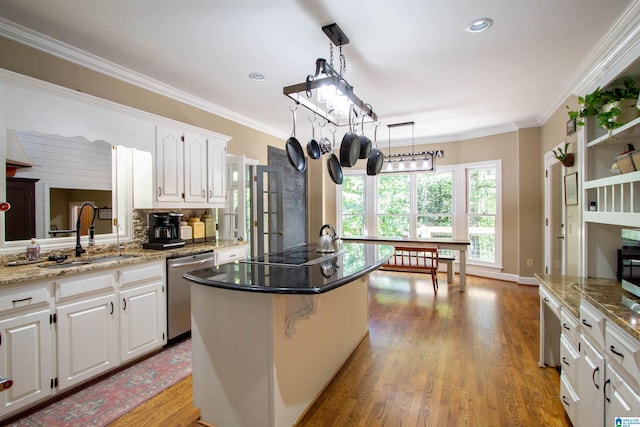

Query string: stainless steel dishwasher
[166,251,216,342]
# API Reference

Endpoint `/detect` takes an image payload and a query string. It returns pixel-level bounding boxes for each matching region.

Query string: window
[467,165,498,264]
[340,175,366,237]
[337,160,501,269]
[376,175,410,237]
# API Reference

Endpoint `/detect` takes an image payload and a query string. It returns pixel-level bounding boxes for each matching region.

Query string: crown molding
[0,17,286,139]
[540,0,640,125]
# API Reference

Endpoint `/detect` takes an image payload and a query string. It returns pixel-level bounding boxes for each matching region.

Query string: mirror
[5,129,113,242]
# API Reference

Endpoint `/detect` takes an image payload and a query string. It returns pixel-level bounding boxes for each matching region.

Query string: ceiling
[0,0,635,146]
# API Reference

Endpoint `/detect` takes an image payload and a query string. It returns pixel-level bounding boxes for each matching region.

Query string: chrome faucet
[75,201,98,257]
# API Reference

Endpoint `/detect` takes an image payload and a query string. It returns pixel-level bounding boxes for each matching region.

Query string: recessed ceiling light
[249,72,266,81]
[466,18,493,33]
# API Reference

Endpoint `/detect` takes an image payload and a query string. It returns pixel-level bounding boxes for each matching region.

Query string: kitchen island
[184,242,394,427]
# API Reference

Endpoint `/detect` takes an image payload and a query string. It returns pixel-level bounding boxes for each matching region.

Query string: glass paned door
[256,166,284,255]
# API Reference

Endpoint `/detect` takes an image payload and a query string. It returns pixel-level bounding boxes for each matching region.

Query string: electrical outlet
[526,259,533,268]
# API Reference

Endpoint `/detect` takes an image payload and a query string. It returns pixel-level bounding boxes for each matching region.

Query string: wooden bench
[380,247,456,289]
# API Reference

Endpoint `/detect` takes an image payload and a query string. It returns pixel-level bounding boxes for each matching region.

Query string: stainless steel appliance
[166,251,216,342]
[143,212,185,250]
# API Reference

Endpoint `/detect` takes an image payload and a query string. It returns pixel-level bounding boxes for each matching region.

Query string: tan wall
[0,37,283,165]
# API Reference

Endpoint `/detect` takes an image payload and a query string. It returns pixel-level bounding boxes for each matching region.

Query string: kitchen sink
[86,254,139,263]
[39,254,139,269]
[39,260,92,269]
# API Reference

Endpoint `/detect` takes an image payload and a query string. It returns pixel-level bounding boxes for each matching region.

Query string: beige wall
[0,37,283,165]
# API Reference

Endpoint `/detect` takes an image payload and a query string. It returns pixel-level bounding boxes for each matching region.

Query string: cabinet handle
[610,345,624,358]
[543,297,549,302]
[202,189,205,198]
[123,298,127,311]
[562,323,570,331]
[158,187,162,197]
[110,301,114,315]
[561,357,569,366]
[604,378,611,403]
[561,396,570,406]
[0,331,2,347]
[581,319,592,328]
[592,366,600,389]
[11,297,33,304]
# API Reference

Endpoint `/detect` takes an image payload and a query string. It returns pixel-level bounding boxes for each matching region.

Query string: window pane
[469,215,495,262]
[342,215,364,237]
[341,175,365,214]
[468,168,496,215]
[416,172,453,215]
[377,215,410,237]
[377,175,410,214]
[416,215,452,238]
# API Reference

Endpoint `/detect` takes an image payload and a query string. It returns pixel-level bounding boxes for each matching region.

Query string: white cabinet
[155,125,184,203]
[154,124,230,207]
[215,244,247,265]
[0,281,53,419]
[55,272,118,391]
[539,286,562,366]
[577,334,605,427]
[118,261,166,363]
[207,138,227,204]
[605,363,640,427]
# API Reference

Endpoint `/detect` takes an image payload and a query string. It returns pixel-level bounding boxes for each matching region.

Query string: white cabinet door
[0,309,52,418]
[578,334,605,427]
[155,125,184,202]
[56,293,118,390]
[119,282,164,363]
[207,138,226,204]
[184,132,208,203]
[605,364,640,427]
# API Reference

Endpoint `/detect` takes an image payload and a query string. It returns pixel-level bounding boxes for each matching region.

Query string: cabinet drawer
[560,309,580,348]
[54,272,117,302]
[119,262,164,288]
[560,334,580,385]
[0,282,50,313]
[605,321,640,385]
[579,299,606,349]
[540,286,561,318]
[216,245,247,265]
[560,373,580,427]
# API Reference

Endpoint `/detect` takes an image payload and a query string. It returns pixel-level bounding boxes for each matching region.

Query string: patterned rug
[9,339,192,427]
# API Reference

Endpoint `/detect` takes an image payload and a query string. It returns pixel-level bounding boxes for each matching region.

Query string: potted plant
[552,142,574,167]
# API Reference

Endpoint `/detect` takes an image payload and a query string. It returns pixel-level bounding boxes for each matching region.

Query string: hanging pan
[327,125,343,184]
[340,106,361,167]
[306,117,321,160]
[285,106,307,172]
[367,121,384,176]
[358,111,372,159]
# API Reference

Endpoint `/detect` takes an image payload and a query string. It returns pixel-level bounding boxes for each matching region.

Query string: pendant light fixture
[382,121,444,173]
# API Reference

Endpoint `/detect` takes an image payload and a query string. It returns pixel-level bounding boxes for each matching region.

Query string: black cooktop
[242,245,343,266]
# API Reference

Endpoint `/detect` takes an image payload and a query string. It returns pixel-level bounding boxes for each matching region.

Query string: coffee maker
[143,212,185,249]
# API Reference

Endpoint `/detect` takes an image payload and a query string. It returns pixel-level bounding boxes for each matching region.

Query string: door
[120,282,164,363]
[545,152,565,275]
[184,132,207,203]
[223,155,258,256]
[256,166,284,255]
[0,309,52,417]
[56,293,118,390]
[155,125,184,202]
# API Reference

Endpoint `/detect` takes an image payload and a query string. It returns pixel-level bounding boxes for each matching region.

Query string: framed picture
[566,118,576,136]
[564,172,578,205]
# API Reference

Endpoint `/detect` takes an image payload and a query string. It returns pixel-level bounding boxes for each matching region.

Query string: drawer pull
[110,302,114,315]
[562,357,569,366]
[604,379,611,403]
[592,367,600,389]
[561,396,570,406]
[581,319,592,328]
[122,298,127,311]
[11,297,33,304]
[543,297,550,303]
[562,323,570,331]
[609,345,624,358]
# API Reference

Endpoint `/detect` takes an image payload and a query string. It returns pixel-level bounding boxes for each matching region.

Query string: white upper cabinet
[154,125,230,208]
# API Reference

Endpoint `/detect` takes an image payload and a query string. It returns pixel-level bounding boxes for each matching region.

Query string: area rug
[9,339,192,427]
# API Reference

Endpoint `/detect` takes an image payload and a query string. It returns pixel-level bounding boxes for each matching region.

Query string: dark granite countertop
[536,274,640,342]
[184,242,394,294]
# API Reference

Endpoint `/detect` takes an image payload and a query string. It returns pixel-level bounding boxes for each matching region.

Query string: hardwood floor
[110,272,570,427]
